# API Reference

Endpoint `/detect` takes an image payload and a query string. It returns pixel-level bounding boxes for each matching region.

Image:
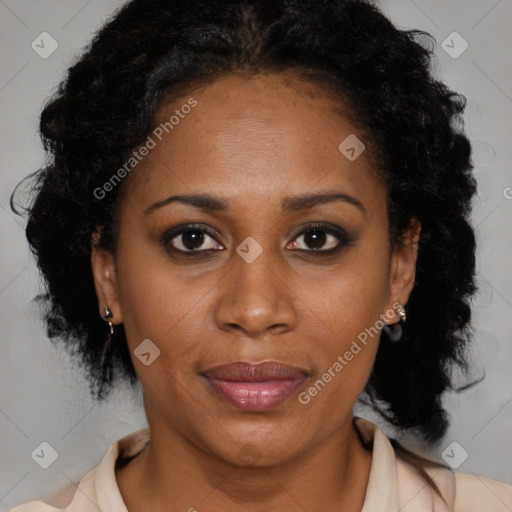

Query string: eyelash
[160,222,353,258]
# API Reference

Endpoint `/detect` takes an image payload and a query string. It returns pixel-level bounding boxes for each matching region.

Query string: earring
[396,303,406,323]
[100,306,115,366]
[103,306,114,334]
[383,303,406,342]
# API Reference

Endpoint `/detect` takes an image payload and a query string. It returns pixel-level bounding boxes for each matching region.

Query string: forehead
[122,72,383,213]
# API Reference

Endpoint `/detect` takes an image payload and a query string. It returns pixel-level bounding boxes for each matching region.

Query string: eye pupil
[182,230,204,250]
[305,229,326,249]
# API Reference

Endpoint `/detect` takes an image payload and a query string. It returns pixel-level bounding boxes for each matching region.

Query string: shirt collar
[95,427,150,511]
[92,418,451,512]
[355,417,399,511]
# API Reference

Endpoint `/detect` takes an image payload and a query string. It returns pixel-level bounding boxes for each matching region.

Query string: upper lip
[200,361,310,382]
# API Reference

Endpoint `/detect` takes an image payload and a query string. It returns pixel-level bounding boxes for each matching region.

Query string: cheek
[117,266,205,345]
[302,247,390,343]
[296,245,390,399]
[114,232,227,378]
[114,255,210,418]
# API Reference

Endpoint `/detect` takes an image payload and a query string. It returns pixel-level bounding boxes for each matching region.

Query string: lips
[200,361,309,412]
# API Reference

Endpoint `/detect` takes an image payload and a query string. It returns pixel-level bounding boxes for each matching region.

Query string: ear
[386,218,421,322]
[91,235,123,325]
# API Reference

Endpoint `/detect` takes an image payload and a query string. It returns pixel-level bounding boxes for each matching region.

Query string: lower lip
[203,376,307,412]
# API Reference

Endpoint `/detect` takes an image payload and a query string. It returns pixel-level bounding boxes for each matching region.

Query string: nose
[214,244,297,338]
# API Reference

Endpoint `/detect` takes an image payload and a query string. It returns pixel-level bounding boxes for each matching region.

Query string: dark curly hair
[13,0,476,447]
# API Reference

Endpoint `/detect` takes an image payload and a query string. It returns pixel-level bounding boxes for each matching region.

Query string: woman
[10,0,511,510]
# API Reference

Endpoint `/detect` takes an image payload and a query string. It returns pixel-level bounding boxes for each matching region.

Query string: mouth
[200,360,310,412]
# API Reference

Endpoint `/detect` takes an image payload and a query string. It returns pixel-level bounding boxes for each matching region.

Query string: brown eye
[295,228,332,250]
[161,225,224,254]
[287,223,353,255]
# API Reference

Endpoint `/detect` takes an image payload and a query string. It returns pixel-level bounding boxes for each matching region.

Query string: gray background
[1,0,511,509]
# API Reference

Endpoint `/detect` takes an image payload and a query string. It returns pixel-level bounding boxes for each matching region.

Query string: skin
[91,72,420,512]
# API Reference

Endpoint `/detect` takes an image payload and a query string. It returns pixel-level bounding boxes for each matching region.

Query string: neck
[116,407,372,512]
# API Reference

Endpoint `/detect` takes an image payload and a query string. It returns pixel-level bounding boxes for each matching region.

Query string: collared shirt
[10,418,512,511]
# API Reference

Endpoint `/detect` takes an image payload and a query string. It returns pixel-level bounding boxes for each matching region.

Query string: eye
[161,224,224,254]
[287,223,352,255]
[161,222,353,258]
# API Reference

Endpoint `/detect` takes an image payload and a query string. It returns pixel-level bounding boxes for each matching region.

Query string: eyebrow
[143,190,365,215]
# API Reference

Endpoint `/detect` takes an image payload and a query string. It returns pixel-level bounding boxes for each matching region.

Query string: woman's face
[92,72,419,466]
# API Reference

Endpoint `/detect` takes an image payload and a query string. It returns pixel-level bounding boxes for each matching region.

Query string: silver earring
[396,303,406,323]
[103,306,114,334]
[383,303,406,342]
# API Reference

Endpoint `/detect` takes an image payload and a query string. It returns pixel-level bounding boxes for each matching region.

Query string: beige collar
[355,417,455,512]
[60,418,455,511]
